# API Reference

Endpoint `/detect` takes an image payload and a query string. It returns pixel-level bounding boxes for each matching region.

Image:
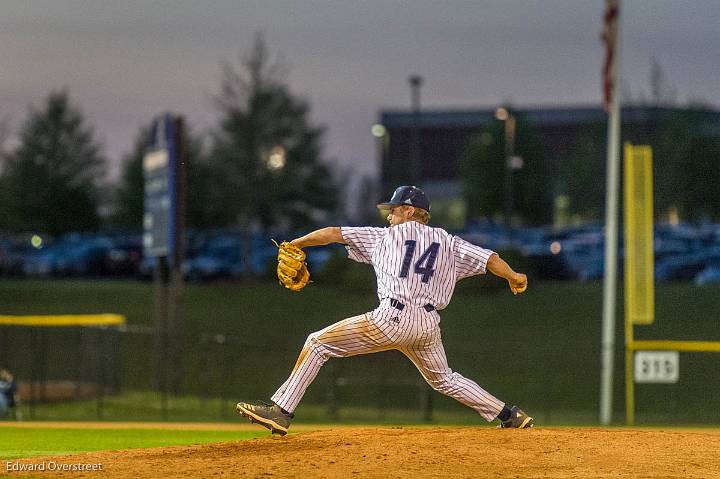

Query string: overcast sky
[2,1,719,202]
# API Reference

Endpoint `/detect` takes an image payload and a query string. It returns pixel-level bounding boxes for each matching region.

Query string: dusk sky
[2,1,718,205]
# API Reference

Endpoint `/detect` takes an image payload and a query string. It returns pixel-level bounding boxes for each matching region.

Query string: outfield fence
[3,321,720,425]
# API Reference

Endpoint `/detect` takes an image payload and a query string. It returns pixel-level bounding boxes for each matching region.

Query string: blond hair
[412,208,431,224]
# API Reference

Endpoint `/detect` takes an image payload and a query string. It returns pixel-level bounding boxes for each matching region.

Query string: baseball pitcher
[237,185,533,435]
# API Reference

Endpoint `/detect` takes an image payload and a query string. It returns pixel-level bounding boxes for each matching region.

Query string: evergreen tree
[112,125,224,230]
[210,33,339,234]
[112,128,147,230]
[0,90,105,234]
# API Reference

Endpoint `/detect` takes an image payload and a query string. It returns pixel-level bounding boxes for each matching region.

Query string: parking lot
[2,222,720,284]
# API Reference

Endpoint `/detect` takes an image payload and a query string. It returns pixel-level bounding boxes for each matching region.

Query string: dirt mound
[7,426,720,478]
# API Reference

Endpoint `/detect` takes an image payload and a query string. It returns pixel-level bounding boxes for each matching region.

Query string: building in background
[376,106,720,228]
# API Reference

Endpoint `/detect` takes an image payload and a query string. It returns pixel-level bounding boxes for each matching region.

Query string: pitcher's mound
[13,426,720,478]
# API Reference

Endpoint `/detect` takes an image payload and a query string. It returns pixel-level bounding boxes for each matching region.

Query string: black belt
[389,298,435,312]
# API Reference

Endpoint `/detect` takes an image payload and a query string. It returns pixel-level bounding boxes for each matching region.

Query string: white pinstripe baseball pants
[271,311,505,421]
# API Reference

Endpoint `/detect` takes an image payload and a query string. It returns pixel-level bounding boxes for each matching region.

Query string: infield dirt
[6,426,720,478]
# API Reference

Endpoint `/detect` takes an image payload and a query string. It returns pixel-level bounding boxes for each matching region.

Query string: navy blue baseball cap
[377,185,430,212]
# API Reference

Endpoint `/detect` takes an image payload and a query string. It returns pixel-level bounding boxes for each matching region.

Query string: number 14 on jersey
[399,240,440,283]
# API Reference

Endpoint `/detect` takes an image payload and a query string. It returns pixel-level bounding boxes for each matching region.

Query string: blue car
[184,238,243,281]
[655,252,715,282]
[22,243,73,276]
[57,238,113,276]
[695,262,720,285]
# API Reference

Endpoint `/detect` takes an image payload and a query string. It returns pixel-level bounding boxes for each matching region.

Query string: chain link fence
[2,323,719,424]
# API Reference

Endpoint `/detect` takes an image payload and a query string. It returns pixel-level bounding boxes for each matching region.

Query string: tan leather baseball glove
[273,240,310,292]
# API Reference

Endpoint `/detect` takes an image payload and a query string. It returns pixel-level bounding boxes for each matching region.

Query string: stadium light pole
[496,107,516,231]
[373,123,390,216]
[408,74,424,183]
[408,75,434,424]
[372,123,389,164]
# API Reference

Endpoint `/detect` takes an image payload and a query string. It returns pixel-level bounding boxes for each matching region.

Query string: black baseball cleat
[236,400,293,436]
[498,405,534,429]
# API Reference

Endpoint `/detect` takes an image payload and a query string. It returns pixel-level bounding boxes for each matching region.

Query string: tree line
[0,35,340,236]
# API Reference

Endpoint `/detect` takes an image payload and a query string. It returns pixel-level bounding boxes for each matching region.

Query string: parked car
[695,262,720,285]
[138,255,158,278]
[575,256,625,282]
[306,246,333,273]
[655,252,714,282]
[58,238,113,276]
[654,237,691,260]
[520,229,591,280]
[104,240,143,276]
[22,243,73,276]
[558,233,604,279]
[0,238,31,276]
[183,236,243,281]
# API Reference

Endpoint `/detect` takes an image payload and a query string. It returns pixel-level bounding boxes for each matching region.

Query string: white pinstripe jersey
[341,221,495,320]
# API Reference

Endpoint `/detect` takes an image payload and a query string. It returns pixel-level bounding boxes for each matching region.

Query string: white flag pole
[600,0,622,426]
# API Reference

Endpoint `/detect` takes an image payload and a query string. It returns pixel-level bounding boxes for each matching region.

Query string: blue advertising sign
[143,114,178,258]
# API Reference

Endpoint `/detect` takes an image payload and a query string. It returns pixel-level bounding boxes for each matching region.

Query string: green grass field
[1,278,719,425]
[0,426,262,459]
